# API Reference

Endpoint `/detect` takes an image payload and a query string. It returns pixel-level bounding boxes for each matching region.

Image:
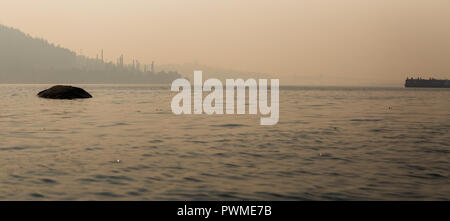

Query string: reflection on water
[0,84,449,200]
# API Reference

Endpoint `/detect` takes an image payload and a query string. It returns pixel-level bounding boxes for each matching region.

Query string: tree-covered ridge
[0,24,77,71]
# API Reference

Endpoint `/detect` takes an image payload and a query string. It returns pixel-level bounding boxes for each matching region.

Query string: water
[0,84,448,200]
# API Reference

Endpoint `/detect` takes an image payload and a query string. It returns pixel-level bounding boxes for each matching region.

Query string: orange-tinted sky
[1,0,449,85]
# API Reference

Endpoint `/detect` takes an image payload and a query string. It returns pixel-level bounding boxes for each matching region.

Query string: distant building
[151,61,155,73]
[136,60,140,71]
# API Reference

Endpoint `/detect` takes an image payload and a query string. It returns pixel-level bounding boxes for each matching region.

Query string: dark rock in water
[37,85,92,99]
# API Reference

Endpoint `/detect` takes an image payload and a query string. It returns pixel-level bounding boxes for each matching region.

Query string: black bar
[0,201,447,220]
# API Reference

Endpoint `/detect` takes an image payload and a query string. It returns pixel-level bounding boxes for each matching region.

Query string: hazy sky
[1,0,450,85]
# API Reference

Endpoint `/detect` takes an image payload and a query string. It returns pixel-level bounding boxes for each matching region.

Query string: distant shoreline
[1,83,442,89]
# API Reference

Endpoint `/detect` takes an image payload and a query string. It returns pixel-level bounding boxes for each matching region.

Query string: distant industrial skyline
[91,48,156,73]
[1,0,450,86]
[0,24,181,83]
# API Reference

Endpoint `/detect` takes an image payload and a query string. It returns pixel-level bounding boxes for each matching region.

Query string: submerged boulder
[37,85,92,99]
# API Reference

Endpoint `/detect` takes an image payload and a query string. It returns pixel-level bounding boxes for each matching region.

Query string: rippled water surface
[0,84,449,200]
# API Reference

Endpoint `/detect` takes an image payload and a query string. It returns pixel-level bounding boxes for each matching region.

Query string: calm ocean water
[0,84,448,200]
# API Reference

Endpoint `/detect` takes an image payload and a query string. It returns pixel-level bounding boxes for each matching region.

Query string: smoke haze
[1,0,450,85]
